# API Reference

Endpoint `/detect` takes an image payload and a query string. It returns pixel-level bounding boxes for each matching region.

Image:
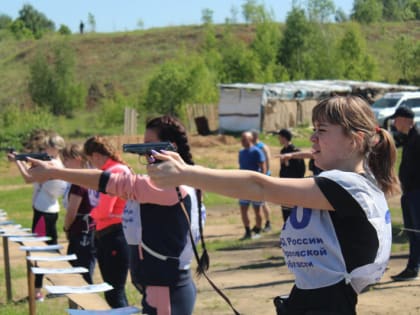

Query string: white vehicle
[371,91,420,128]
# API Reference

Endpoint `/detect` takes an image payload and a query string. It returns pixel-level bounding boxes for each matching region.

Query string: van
[371,91,420,128]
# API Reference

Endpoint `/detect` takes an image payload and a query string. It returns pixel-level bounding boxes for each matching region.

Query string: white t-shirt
[33,158,67,213]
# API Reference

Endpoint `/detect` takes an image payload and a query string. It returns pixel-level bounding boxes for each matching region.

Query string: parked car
[371,91,420,129]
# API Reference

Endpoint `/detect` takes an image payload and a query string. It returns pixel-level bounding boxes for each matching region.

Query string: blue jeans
[401,190,420,270]
[96,225,129,308]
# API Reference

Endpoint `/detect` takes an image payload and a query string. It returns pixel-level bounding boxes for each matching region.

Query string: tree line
[0,1,419,147]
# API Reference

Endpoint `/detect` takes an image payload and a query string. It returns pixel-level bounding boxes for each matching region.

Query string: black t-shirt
[280,144,306,178]
[315,176,379,272]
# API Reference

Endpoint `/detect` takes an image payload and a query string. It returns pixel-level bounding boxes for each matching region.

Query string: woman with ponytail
[83,136,131,308]
[146,96,400,315]
[27,116,206,315]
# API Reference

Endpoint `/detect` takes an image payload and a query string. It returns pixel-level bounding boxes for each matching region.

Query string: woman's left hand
[147,150,186,188]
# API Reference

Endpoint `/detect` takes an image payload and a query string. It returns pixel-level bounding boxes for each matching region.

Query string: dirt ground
[1,134,419,314]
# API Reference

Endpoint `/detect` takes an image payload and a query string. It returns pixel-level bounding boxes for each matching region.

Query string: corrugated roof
[218,80,419,101]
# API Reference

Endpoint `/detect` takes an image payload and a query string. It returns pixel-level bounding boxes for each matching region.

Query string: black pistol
[122,142,175,163]
[0,147,15,153]
[14,153,52,161]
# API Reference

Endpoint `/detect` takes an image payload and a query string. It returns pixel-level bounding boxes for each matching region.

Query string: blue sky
[1,0,354,33]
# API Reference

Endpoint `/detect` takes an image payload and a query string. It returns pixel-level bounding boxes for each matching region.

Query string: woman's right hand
[26,157,56,182]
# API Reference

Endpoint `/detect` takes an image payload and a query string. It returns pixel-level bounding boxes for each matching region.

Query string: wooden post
[26,251,36,315]
[124,107,137,135]
[2,235,12,302]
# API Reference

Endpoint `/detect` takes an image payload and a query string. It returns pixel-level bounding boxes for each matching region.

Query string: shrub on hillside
[0,104,54,150]
[28,43,86,117]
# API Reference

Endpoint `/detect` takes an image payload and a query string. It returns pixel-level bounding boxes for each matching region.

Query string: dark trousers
[141,281,196,315]
[67,231,96,284]
[401,190,420,270]
[274,280,357,315]
[96,225,129,308]
[32,209,58,288]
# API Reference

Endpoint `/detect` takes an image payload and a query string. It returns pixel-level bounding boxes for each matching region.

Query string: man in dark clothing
[278,129,306,222]
[390,106,420,281]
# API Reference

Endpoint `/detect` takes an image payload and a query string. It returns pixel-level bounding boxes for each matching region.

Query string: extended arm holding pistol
[14,153,52,161]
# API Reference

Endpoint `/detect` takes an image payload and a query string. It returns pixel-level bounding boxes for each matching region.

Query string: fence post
[2,235,12,302]
[124,107,137,135]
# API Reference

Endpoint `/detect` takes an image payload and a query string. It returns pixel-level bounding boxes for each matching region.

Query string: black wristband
[98,171,111,193]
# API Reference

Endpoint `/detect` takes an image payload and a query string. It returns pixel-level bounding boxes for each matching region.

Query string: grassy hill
[0,21,419,108]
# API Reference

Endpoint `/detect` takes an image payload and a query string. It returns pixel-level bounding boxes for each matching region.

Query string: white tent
[218,80,419,132]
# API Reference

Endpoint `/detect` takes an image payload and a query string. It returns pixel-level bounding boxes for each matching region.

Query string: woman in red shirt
[84,136,131,308]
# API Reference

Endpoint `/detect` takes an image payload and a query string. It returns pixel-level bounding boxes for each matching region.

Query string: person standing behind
[83,136,131,308]
[389,106,420,281]
[251,129,272,232]
[277,129,306,222]
[61,144,96,284]
[280,151,322,176]
[8,132,67,301]
[238,131,266,240]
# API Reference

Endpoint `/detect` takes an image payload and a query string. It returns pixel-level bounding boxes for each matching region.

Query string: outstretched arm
[147,151,333,211]
[27,158,102,190]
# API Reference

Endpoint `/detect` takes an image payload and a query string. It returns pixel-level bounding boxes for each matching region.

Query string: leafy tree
[17,4,55,38]
[218,31,262,83]
[241,0,266,24]
[229,5,239,24]
[201,8,214,25]
[250,11,280,81]
[336,23,377,80]
[28,43,86,116]
[412,43,420,84]
[409,0,420,19]
[58,24,71,35]
[335,8,348,22]
[307,0,336,23]
[393,36,419,83]
[97,92,131,128]
[0,104,55,150]
[278,7,311,79]
[145,54,218,118]
[9,19,33,39]
[0,14,13,29]
[351,0,383,23]
[382,0,416,21]
[88,12,96,32]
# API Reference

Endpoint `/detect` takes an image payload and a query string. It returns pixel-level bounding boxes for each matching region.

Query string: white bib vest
[280,170,392,293]
[122,185,205,270]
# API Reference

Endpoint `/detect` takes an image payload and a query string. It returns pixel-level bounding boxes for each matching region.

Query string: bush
[28,43,86,116]
[58,24,72,35]
[0,104,55,149]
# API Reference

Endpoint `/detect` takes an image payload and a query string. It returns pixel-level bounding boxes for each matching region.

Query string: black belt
[95,223,122,239]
